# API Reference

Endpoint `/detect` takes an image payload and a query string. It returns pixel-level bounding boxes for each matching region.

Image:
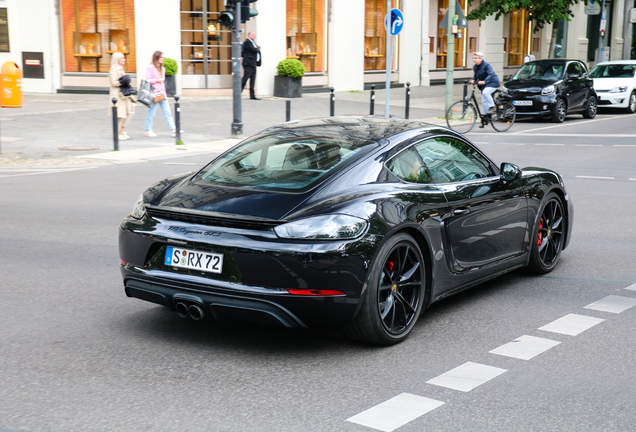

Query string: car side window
[414,137,494,184]
[387,147,432,184]
[566,62,581,77]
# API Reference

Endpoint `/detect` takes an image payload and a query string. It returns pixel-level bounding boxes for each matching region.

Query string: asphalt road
[1,111,635,432]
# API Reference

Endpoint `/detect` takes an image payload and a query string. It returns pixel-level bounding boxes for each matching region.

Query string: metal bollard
[286,100,291,122]
[112,97,119,151]
[330,87,335,117]
[464,80,468,100]
[174,95,182,144]
[370,84,375,115]
[405,82,411,119]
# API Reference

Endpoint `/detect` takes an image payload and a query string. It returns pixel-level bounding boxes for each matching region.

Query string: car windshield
[194,132,377,191]
[589,64,636,78]
[512,61,565,81]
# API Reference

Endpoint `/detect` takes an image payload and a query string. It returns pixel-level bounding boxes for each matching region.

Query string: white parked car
[589,60,636,113]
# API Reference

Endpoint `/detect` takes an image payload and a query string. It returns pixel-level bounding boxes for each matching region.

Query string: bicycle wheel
[491,101,516,132]
[446,101,477,133]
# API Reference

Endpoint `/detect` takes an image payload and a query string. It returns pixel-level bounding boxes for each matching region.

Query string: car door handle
[453,207,470,215]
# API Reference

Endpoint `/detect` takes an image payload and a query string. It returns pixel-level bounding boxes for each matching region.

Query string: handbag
[153,91,166,103]
[137,79,154,107]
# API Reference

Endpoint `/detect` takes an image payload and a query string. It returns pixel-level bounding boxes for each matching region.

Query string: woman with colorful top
[108,52,136,140]
[144,51,178,137]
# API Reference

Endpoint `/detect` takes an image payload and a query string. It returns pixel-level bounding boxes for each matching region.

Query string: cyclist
[469,52,500,128]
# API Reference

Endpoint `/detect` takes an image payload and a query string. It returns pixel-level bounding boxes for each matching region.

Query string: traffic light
[219,4,235,28]
[241,1,258,23]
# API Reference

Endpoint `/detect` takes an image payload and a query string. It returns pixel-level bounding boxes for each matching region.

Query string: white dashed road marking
[346,393,445,432]
[538,313,605,336]
[625,283,636,291]
[489,335,561,360]
[584,295,636,314]
[426,362,507,392]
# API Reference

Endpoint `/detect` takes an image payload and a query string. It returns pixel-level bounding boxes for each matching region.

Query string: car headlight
[274,214,368,240]
[541,85,555,95]
[131,194,146,219]
[609,86,628,93]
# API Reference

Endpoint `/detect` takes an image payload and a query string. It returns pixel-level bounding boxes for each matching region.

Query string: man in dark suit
[241,31,261,100]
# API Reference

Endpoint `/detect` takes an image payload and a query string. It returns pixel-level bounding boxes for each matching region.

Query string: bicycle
[446,81,516,133]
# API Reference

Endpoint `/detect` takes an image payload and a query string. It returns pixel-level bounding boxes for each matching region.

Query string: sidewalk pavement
[0,83,466,168]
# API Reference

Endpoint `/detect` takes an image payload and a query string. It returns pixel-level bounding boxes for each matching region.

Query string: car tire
[551,99,567,123]
[527,192,565,274]
[582,95,597,119]
[344,232,427,345]
[626,91,636,114]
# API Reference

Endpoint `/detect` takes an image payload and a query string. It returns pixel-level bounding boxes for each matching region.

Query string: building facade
[0,0,634,95]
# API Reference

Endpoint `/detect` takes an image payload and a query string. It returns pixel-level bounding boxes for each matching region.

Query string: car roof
[261,116,438,142]
[595,60,636,66]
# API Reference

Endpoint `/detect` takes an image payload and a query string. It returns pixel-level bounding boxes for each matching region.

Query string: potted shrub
[164,57,178,98]
[274,59,305,98]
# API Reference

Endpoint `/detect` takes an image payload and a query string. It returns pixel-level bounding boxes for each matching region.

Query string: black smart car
[505,59,597,122]
[119,117,573,345]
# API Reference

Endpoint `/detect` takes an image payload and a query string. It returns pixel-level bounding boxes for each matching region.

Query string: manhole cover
[58,145,103,151]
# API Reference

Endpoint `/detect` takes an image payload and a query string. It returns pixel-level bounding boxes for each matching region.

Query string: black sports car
[505,59,597,122]
[119,117,573,345]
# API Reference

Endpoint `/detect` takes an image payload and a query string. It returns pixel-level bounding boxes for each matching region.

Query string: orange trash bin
[1,61,23,108]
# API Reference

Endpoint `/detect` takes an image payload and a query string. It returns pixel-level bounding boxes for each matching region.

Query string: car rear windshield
[194,132,377,191]
[589,64,636,78]
[512,61,565,81]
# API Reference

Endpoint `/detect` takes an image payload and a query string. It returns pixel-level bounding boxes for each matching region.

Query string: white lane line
[538,314,605,336]
[575,176,615,180]
[0,167,98,178]
[630,178,636,181]
[575,144,602,147]
[535,143,565,146]
[163,162,197,165]
[346,393,445,432]
[584,295,636,314]
[509,115,624,134]
[426,362,507,392]
[489,335,561,360]
[625,283,636,291]
[614,145,636,147]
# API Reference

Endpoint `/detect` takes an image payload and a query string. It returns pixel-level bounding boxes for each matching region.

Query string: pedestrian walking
[469,52,500,128]
[241,31,261,100]
[144,51,180,137]
[108,52,136,140]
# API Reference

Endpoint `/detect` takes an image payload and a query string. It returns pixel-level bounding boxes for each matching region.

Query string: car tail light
[286,289,345,296]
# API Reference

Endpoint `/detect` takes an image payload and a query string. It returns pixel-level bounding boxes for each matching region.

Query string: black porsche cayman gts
[119,117,573,345]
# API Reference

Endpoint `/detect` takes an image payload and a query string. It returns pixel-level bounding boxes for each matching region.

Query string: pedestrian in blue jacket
[469,52,500,127]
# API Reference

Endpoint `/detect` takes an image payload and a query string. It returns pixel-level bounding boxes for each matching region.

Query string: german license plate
[513,100,532,106]
[165,246,223,274]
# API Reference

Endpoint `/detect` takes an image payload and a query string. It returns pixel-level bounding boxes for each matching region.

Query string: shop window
[286,0,325,73]
[61,0,136,73]
[0,8,9,52]
[508,9,530,66]
[554,18,568,58]
[181,0,234,77]
[364,0,399,71]
[436,0,468,69]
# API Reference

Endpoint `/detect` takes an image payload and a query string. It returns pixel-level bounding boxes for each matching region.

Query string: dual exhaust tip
[175,302,205,321]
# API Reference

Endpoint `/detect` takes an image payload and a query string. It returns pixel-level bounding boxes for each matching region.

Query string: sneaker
[118,134,129,140]
[171,129,184,137]
[145,131,157,138]
[122,131,130,139]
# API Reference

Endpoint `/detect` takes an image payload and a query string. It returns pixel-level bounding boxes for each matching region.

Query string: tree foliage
[466,0,583,32]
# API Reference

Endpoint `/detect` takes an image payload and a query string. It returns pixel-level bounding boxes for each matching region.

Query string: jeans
[145,99,175,131]
[481,86,497,115]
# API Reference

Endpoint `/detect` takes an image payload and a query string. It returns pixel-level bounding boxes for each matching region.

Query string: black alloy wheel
[344,233,426,345]
[582,95,597,119]
[626,91,636,114]
[551,99,567,123]
[528,192,565,274]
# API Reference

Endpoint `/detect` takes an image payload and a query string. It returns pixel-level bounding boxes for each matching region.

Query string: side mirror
[500,162,521,182]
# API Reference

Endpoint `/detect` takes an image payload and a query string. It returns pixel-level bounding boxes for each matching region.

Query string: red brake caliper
[386,261,395,272]
[537,218,544,246]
